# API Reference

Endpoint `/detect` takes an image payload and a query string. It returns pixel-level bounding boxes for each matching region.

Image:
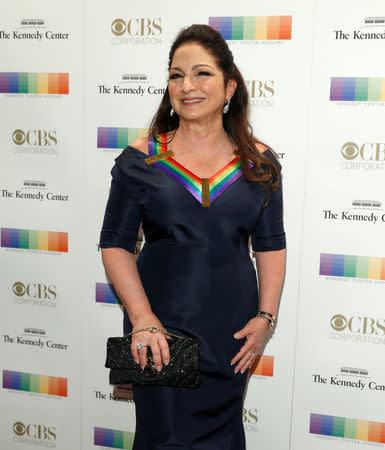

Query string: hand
[130,313,171,372]
[230,316,271,374]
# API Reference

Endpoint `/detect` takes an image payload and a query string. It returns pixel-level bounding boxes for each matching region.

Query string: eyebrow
[170,64,214,72]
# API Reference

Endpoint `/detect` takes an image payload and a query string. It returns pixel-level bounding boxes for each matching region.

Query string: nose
[181,75,196,93]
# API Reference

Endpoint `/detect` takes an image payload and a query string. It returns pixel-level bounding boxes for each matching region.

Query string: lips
[181,98,205,105]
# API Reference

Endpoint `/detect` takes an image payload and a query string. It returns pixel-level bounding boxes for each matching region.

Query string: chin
[179,112,204,122]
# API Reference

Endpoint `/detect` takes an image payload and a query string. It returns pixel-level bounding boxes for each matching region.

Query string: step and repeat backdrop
[1,0,384,449]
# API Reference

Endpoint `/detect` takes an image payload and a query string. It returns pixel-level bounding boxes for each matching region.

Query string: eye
[197,71,211,76]
[169,73,182,80]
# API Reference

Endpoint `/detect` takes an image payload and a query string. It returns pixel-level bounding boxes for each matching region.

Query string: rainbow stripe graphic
[310,413,385,443]
[3,370,67,397]
[209,16,292,40]
[1,228,68,252]
[0,72,69,94]
[94,427,135,449]
[148,134,253,206]
[330,77,385,101]
[320,253,385,280]
[250,355,274,377]
[95,283,121,304]
[98,127,148,149]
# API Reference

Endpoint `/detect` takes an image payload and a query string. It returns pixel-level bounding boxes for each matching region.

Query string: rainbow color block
[94,427,135,449]
[0,72,69,94]
[320,253,385,280]
[250,355,274,377]
[147,134,253,207]
[3,370,67,397]
[209,16,292,40]
[1,228,68,252]
[310,413,385,443]
[330,77,385,101]
[97,127,148,149]
[95,283,121,304]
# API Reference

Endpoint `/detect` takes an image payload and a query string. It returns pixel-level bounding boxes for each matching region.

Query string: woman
[100,24,286,450]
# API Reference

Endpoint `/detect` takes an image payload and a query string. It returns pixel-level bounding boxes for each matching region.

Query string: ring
[137,342,146,349]
[251,352,257,357]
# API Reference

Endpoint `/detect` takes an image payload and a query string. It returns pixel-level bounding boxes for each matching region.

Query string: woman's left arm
[254,248,286,316]
[230,248,286,373]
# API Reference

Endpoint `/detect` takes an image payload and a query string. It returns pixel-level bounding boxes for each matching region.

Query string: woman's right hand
[130,313,171,372]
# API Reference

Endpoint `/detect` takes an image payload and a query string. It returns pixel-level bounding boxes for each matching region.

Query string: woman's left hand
[230,316,271,374]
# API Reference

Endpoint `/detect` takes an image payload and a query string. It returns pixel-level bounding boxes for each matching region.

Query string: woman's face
[168,43,235,124]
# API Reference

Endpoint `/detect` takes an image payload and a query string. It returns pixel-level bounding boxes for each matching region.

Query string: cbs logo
[341,142,385,161]
[246,80,275,98]
[12,129,57,147]
[330,314,385,335]
[111,18,161,36]
[13,422,56,441]
[12,282,56,300]
[242,407,258,424]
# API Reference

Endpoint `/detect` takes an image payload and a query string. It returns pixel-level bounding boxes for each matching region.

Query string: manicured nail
[230,361,235,366]
[164,360,169,366]
[134,359,139,364]
[234,369,238,374]
[234,333,239,338]
[240,369,245,374]
[156,366,162,372]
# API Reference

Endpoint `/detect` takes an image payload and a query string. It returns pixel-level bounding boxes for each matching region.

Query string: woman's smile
[180,97,205,105]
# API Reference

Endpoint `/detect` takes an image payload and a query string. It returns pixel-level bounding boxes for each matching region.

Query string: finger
[230,340,255,365]
[131,341,140,364]
[235,353,255,374]
[158,336,170,366]
[149,341,163,371]
[234,328,248,339]
[241,355,256,374]
[248,355,258,371]
[138,345,148,369]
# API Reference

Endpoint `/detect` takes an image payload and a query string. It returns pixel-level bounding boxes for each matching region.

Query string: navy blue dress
[99,138,286,450]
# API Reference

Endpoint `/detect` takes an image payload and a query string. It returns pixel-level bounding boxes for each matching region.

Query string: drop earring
[223,99,230,114]
[170,107,174,117]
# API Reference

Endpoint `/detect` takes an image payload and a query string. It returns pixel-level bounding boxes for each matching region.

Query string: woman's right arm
[100,139,170,372]
[101,247,171,371]
[101,247,153,325]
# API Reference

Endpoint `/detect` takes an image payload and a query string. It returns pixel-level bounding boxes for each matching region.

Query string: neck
[173,115,231,154]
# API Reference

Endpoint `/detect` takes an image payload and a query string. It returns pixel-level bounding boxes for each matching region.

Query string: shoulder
[254,141,270,154]
[128,136,149,155]
[253,141,282,172]
[114,136,150,176]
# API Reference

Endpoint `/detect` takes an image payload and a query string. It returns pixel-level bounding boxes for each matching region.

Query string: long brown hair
[148,24,281,192]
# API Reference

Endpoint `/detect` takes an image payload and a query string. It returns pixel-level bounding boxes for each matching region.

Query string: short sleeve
[251,154,286,252]
[99,164,142,253]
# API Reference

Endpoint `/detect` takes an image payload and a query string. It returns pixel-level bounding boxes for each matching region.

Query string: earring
[223,99,230,114]
[170,107,174,117]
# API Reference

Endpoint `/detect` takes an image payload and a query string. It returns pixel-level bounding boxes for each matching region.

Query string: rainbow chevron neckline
[147,134,252,207]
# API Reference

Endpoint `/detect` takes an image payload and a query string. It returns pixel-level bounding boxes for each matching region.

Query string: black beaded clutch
[105,329,200,388]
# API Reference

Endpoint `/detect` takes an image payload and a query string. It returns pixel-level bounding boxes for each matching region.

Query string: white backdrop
[1,1,384,449]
